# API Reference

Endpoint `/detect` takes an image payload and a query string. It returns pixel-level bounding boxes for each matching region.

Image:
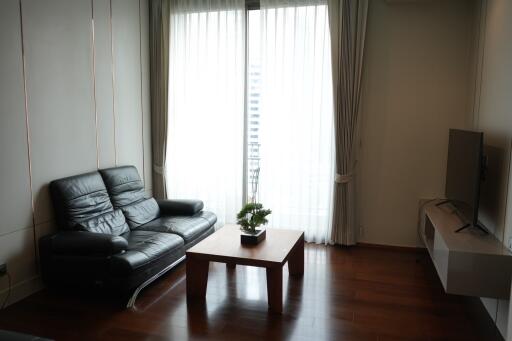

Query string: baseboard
[0,275,43,308]
[356,242,427,253]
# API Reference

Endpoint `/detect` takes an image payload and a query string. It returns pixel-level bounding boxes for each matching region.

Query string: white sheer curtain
[256,0,335,243]
[166,0,245,227]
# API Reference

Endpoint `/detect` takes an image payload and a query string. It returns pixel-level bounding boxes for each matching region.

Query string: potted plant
[237,203,272,245]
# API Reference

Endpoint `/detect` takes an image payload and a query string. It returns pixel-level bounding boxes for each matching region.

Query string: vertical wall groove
[91,0,100,169]
[18,0,38,268]
[139,0,146,185]
[109,0,118,166]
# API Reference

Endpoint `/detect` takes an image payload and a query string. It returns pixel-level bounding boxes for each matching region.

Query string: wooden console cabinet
[420,200,512,299]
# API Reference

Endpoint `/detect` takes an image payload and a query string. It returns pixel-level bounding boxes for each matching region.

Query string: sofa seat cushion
[110,231,184,275]
[137,211,217,243]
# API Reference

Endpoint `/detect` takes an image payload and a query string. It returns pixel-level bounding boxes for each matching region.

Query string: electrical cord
[1,272,11,310]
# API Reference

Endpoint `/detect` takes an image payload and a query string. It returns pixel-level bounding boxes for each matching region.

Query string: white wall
[357,0,476,247]
[472,0,512,338]
[0,0,152,306]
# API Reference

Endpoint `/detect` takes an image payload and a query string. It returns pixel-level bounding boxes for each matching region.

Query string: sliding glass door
[167,0,334,243]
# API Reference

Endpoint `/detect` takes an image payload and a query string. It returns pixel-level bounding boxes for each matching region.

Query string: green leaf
[237,203,272,233]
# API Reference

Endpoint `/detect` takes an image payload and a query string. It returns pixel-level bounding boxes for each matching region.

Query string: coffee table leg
[266,266,283,314]
[288,235,304,276]
[186,257,209,300]
[226,263,236,270]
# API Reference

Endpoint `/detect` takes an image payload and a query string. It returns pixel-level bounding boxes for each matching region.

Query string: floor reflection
[181,261,306,340]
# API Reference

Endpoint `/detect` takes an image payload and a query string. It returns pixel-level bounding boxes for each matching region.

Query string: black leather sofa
[39,165,216,307]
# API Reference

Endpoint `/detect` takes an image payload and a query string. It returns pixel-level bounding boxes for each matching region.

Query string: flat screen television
[444,129,485,231]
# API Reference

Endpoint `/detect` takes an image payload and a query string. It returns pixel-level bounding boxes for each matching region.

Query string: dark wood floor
[0,245,500,341]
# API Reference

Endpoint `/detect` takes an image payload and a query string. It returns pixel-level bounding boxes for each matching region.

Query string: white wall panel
[0,228,37,290]
[358,0,474,247]
[0,0,33,235]
[140,0,153,190]
[93,0,117,169]
[112,0,144,177]
[23,0,97,224]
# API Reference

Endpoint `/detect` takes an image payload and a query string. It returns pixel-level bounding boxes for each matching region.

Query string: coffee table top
[186,224,304,267]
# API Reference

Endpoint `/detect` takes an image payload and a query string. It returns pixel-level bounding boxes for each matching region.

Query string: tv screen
[445,129,484,226]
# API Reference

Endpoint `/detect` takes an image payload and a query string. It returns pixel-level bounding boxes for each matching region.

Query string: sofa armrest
[42,231,128,256]
[157,199,204,216]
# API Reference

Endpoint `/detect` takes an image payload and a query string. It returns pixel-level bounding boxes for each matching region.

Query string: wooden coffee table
[186,224,304,314]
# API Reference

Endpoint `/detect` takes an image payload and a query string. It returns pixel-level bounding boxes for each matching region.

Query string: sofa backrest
[50,171,130,236]
[99,166,160,228]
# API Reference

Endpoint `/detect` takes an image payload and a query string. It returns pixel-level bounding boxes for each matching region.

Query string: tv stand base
[420,200,512,299]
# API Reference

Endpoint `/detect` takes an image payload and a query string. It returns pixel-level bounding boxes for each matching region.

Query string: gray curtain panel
[149,0,170,199]
[328,0,368,245]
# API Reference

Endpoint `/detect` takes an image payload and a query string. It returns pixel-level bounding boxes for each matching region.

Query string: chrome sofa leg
[126,255,186,308]
[126,287,142,308]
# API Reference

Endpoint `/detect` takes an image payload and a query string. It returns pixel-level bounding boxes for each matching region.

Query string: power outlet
[0,263,6,277]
